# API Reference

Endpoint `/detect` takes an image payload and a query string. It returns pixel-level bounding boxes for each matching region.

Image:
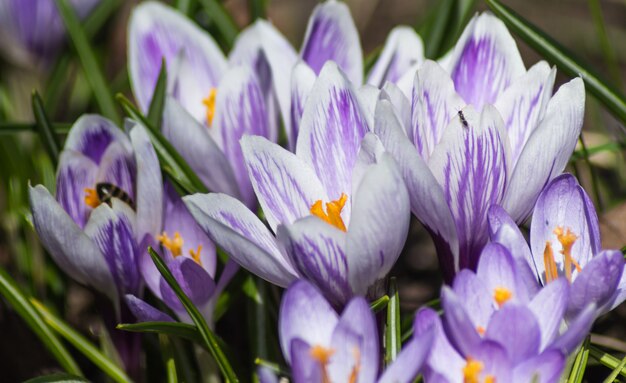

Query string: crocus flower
[29,115,163,305]
[373,12,585,281]
[126,183,237,325]
[488,173,626,318]
[184,62,410,307]
[0,0,99,64]
[279,280,434,383]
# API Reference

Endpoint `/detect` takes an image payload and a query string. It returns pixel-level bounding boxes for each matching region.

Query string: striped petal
[367,26,424,88]
[95,141,136,202]
[289,61,316,150]
[64,114,130,164]
[56,150,98,229]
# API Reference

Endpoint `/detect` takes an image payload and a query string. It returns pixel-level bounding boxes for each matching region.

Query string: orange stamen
[157,231,183,257]
[348,347,361,383]
[202,88,217,125]
[84,188,100,208]
[463,358,496,383]
[310,345,334,383]
[493,287,512,308]
[310,193,348,232]
[189,245,203,266]
[477,326,486,336]
[543,241,558,283]
[554,226,579,282]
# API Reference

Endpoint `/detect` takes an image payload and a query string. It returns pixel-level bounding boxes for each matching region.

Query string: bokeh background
[1,0,625,381]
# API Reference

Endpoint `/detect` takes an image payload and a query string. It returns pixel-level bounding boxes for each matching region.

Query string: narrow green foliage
[567,337,590,383]
[148,247,240,383]
[603,356,626,383]
[83,0,123,38]
[385,278,401,366]
[370,295,390,313]
[54,0,120,122]
[32,300,132,383]
[198,0,239,49]
[159,335,179,383]
[249,0,267,20]
[486,0,626,131]
[32,92,61,166]
[24,373,90,383]
[0,122,72,135]
[118,321,202,345]
[587,0,622,85]
[589,345,626,378]
[418,0,455,59]
[175,0,195,15]
[0,267,82,376]
[255,358,291,377]
[147,60,168,131]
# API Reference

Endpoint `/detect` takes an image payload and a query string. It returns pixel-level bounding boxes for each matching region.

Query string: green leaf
[117,321,202,345]
[159,335,179,383]
[370,294,389,313]
[248,0,267,20]
[589,345,626,378]
[32,92,62,166]
[24,373,90,383]
[0,122,72,135]
[54,0,120,123]
[603,356,626,383]
[0,267,82,376]
[82,0,123,38]
[147,60,168,131]
[567,337,590,383]
[31,299,132,383]
[254,358,291,378]
[198,0,239,49]
[116,94,209,195]
[418,0,455,59]
[486,0,626,130]
[148,247,240,382]
[587,0,622,86]
[385,278,401,366]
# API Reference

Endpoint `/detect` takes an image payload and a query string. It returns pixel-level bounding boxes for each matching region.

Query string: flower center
[157,231,203,266]
[84,187,100,208]
[463,358,495,383]
[348,347,361,383]
[310,345,335,383]
[83,183,135,209]
[202,88,217,125]
[542,226,582,283]
[493,286,512,307]
[310,193,348,232]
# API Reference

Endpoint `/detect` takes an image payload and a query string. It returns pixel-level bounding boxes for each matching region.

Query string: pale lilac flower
[279,280,433,383]
[374,12,585,281]
[489,173,626,318]
[29,116,163,305]
[184,62,410,306]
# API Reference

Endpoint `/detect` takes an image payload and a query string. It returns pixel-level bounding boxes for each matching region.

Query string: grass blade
[418,0,455,59]
[486,0,626,131]
[83,0,123,38]
[248,0,267,20]
[198,0,239,49]
[567,337,590,383]
[589,345,626,378]
[54,0,120,123]
[370,294,389,313]
[117,321,202,345]
[147,60,168,131]
[159,335,179,383]
[24,373,89,383]
[0,267,82,376]
[148,247,239,382]
[0,122,72,135]
[603,356,626,383]
[32,92,61,166]
[385,278,401,366]
[587,0,622,86]
[31,299,132,383]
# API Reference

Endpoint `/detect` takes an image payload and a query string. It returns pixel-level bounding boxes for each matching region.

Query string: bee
[458,110,469,129]
[96,182,135,209]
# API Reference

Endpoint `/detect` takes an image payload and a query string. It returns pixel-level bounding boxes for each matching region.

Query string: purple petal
[289,61,317,150]
[528,278,569,350]
[184,193,297,287]
[569,250,624,315]
[290,338,322,383]
[56,150,98,229]
[241,135,327,233]
[379,325,433,383]
[476,243,525,303]
[95,141,136,202]
[469,341,512,381]
[610,268,626,311]
[410,60,465,161]
[84,201,141,296]
[64,115,129,164]
[277,217,350,306]
[162,98,239,198]
[159,256,216,312]
[300,0,362,85]
[428,105,509,271]
[128,1,226,113]
[444,13,525,108]
[552,303,596,354]
[452,270,494,329]
[257,366,278,383]
[484,304,541,365]
[512,349,565,383]
[441,286,482,356]
[503,78,585,222]
[212,65,271,208]
[29,185,117,302]
[367,26,424,88]
[279,280,339,362]
[296,61,369,202]
[125,294,174,323]
[494,61,556,165]
[373,99,458,281]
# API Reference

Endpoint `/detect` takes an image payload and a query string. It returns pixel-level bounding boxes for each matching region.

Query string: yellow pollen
[84,188,100,208]
[543,241,558,284]
[158,231,183,257]
[476,326,486,336]
[202,88,218,125]
[310,193,348,232]
[463,358,496,383]
[554,226,581,282]
[348,347,361,383]
[493,286,512,307]
[310,345,334,383]
[189,245,203,266]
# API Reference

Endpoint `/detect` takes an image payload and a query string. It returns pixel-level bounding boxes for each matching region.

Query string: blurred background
[0,0,625,381]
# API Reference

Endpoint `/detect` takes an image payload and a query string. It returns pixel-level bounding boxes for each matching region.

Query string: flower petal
[64,115,130,164]
[279,280,339,363]
[290,338,322,383]
[296,61,369,201]
[367,26,424,88]
[29,185,117,301]
[503,78,585,222]
[162,97,239,198]
[569,250,624,315]
[277,216,350,306]
[485,304,541,365]
[443,12,525,108]
[552,303,596,354]
[512,350,565,383]
[56,150,98,229]
[452,270,493,329]
[441,286,482,356]
[380,82,411,134]
[410,60,466,161]
[528,277,569,350]
[289,61,317,150]
[128,1,226,113]
[212,65,271,208]
[476,243,524,303]
[95,141,136,202]
[378,324,433,383]
[428,104,509,270]
[183,193,297,287]
[125,294,174,322]
[159,256,216,312]
[300,0,362,85]
[494,61,556,165]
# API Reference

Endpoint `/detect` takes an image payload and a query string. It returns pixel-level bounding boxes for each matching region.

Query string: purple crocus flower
[29,116,163,305]
[279,280,434,383]
[0,0,99,64]
[373,12,585,281]
[184,62,410,307]
[125,183,237,325]
[488,173,626,318]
